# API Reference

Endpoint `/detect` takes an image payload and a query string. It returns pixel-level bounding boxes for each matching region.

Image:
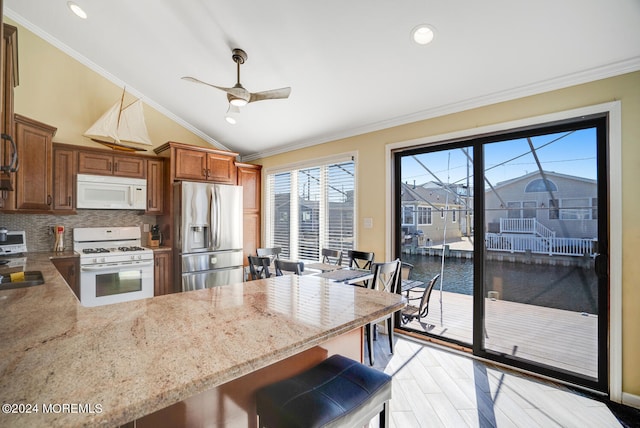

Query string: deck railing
[485,233,596,256]
[499,218,556,239]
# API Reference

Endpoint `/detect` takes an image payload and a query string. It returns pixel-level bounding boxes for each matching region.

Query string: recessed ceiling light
[412,24,435,45]
[67,2,87,19]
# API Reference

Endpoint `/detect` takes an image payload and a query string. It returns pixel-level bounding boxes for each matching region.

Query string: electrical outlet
[47,226,54,236]
[143,224,150,232]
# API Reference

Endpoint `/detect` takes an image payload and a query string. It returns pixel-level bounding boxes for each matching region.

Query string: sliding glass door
[398,144,475,345]
[395,115,608,392]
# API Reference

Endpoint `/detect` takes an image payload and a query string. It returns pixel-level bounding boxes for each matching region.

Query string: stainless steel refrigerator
[174,181,244,291]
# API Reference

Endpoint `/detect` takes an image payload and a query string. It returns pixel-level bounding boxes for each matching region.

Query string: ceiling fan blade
[181,76,248,98]
[249,87,291,103]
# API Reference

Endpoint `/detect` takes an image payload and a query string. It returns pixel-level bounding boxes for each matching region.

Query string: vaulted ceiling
[5,0,640,160]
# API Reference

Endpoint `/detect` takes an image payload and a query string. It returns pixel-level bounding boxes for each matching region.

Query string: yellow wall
[8,18,214,153]
[257,71,640,397]
[7,16,640,398]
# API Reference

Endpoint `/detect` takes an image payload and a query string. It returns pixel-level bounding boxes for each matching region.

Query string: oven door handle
[81,261,154,271]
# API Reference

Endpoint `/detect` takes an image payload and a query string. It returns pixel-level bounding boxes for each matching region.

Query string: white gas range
[73,227,154,307]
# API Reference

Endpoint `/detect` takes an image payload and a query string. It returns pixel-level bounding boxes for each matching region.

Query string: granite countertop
[0,253,405,427]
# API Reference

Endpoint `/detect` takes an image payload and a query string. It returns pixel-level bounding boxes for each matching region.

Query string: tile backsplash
[0,210,157,252]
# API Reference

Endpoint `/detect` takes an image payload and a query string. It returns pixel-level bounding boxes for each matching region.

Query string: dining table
[304,262,342,273]
[314,267,374,286]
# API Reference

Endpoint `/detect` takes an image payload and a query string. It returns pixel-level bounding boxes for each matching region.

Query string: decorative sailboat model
[84,90,152,152]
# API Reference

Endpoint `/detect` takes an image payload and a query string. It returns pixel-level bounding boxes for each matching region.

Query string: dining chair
[257,247,282,264]
[401,273,440,325]
[247,256,272,280]
[364,259,401,366]
[321,248,343,266]
[401,262,414,281]
[274,259,304,276]
[347,250,375,270]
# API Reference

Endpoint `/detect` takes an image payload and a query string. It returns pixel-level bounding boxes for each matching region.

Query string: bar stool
[256,354,392,428]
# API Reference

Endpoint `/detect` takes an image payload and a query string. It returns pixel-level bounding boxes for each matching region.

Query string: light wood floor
[402,290,598,378]
[365,334,622,428]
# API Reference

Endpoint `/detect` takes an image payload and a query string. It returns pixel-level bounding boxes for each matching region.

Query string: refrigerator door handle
[215,187,222,247]
[210,186,221,249]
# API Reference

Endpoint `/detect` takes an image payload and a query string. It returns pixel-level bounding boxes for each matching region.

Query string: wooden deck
[401,290,598,378]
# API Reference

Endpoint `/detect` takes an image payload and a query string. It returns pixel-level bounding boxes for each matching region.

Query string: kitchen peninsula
[0,254,405,427]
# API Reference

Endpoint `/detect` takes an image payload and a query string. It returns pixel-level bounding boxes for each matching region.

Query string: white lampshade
[225,104,240,124]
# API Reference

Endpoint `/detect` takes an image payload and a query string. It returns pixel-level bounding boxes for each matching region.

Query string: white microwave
[76,174,147,210]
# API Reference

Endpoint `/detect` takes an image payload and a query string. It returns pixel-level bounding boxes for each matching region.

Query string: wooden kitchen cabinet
[12,114,57,212]
[78,150,145,178]
[0,2,5,138]
[162,143,237,184]
[53,145,76,213]
[0,23,18,207]
[174,147,236,183]
[153,249,173,296]
[146,158,164,214]
[52,256,80,300]
[236,163,262,266]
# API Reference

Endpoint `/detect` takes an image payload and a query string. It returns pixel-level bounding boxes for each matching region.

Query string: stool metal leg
[380,400,390,428]
[387,317,394,355]
[365,323,375,365]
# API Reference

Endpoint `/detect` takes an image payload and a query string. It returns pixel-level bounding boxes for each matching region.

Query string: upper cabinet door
[14,114,57,212]
[78,151,113,175]
[112,155,145,178]
[237,163,261,212]
[146,158,164,214]
[174,148,208,181]
[206,152,236,184]
[53,147,77,213]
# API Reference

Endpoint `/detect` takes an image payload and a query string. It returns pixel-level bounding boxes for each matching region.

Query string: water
[402,253,598,313]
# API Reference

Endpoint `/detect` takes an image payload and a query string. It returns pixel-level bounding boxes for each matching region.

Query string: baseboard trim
[622,392,640,409]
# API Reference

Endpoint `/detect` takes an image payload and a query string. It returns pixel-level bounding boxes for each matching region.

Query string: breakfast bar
[0,254,405,427]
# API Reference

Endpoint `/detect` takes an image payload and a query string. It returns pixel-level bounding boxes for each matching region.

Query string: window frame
[417,206,432,225]
[264,153,357,262]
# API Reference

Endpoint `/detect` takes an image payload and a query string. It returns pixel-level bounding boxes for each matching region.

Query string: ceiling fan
[182,48,291,109]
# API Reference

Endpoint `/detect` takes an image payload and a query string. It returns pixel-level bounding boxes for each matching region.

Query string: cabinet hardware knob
[47,195,52,206]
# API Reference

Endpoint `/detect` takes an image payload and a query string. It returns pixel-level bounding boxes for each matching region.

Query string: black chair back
[347,250,375,270]
[321,249,343,265]
[274,260,304,276]
[248,256,272,280]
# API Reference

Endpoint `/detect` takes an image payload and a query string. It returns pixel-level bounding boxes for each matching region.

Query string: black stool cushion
[256,354,392,428]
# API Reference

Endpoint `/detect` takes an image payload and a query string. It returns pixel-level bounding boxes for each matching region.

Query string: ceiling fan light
[225,104,240,124]
[229,97,248,107]
[412,24,435,45]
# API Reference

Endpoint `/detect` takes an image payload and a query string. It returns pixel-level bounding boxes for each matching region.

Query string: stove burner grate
[118,246,145,252]
[82,248,110,254]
